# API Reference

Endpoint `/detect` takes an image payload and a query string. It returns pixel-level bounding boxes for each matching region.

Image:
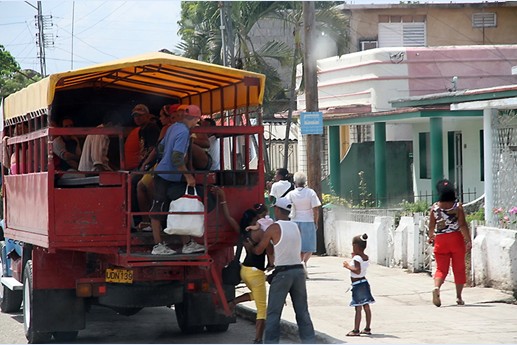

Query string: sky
[0,1,183,75]
[0,0,498,76]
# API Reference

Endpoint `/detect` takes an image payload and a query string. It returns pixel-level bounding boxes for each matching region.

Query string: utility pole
[303,2,325,254]
[218,1,234,68]
[27,1,53,76]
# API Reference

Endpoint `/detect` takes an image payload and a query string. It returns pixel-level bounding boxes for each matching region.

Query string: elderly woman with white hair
[286,171,322,278]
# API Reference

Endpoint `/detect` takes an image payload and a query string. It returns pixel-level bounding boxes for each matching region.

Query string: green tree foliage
[0,45,41,98]
[176,2,348,118]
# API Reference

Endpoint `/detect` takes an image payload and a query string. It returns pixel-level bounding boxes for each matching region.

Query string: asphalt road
[0,305,297,344]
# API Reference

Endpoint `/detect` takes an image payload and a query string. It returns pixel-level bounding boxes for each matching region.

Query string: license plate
[105,268,133,284]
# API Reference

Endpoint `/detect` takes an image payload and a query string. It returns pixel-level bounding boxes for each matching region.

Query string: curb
[235,305,343,344]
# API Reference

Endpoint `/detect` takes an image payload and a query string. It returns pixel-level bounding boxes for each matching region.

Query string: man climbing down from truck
[149,104,206,255]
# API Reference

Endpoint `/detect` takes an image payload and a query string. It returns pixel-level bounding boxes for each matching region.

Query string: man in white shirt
[78,112,119,172]
[268,168,293,205]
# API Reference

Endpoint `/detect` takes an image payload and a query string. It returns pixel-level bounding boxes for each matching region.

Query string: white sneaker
[142,226,152,232]
[152,243,176,255]
[182,241,205,254]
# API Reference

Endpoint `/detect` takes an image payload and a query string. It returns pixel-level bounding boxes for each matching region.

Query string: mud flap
[181,292,236,326]
[32,289,85,332]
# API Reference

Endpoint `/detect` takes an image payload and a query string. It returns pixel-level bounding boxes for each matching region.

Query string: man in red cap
[149,104,206,255]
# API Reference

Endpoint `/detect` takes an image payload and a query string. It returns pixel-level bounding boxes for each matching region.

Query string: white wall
[324,208,517,291]
[472,226,517,291]
[297,48,411,112]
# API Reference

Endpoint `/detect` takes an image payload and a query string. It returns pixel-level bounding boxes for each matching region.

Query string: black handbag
[222,236,244,286]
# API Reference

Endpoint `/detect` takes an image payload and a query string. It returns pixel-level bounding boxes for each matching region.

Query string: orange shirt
[124,127,141,170]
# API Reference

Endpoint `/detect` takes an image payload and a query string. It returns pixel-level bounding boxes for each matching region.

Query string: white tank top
[274,220,302,266]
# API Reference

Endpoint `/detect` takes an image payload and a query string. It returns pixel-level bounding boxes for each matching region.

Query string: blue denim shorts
[350,279,375,307]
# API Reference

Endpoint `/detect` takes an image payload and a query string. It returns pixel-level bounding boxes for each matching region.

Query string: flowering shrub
[493,207,517,229]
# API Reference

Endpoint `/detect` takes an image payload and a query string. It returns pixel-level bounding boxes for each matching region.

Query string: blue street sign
[300,111,323,135]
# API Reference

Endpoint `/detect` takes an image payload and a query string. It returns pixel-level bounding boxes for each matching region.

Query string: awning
[3,52,265,121]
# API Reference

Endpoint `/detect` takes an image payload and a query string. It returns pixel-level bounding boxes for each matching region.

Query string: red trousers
[433,231,467,285]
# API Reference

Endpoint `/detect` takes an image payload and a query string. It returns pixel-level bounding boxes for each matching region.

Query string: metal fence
[344,188,479,209]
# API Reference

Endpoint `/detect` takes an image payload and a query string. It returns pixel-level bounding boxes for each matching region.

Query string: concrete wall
[472,226,517,291]
[323,207,393,266]
[324,206,517,292]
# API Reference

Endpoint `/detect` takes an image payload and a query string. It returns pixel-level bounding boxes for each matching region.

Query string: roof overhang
[323,106,482,126]
[391,85,517,108]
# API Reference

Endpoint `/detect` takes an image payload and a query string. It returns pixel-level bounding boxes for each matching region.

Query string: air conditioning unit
[360,40,378,51]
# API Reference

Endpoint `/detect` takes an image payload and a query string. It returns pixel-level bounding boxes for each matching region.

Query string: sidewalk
[235,255,517,344]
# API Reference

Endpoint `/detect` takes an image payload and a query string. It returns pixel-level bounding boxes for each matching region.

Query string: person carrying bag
[164,186,204,237]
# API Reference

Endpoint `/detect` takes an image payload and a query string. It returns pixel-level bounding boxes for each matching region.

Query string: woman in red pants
[428,179,472,307]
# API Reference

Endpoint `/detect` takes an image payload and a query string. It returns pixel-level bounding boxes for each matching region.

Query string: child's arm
[342,258,361,275]
[245,224,261,232]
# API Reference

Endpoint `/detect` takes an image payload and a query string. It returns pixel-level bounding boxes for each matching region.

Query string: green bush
[322,193,351,207]
[399,200,429,215]
[466,208,484,224]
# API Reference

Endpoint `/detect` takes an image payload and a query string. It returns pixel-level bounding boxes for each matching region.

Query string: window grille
[472,13,496,28]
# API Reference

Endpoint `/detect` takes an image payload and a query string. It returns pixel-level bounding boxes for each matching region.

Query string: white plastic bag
[164,187,204,237]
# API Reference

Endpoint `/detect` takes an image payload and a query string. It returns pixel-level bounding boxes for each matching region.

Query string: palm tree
[177,2,292,116]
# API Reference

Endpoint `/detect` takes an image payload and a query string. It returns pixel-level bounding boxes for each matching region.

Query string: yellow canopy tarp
[4,52,265,121]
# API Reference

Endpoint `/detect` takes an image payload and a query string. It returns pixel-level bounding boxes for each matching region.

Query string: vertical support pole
[430,117,444,201]
[303,1,324,254]
[374,122,386,207]
[483,108,496,225]
[329,126,341,196]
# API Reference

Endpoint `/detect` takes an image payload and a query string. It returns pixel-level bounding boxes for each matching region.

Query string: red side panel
[51,187,127,245]
[4,173,49,247]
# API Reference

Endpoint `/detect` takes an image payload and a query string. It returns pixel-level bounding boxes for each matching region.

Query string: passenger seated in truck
[78,111,120,172]
[126,104,161,227]
[201,118,220,170]
[125,104,160,171]
[8,123,29,174]
[52,117,82,171]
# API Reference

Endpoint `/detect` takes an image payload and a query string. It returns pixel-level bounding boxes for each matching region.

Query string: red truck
[0,53,266,343]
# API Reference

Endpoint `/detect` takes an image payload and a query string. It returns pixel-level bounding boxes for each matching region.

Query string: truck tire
[52,331,79,342]
[205,324,230,332]
[23,261,52,344]
[175,302,204,334]
[0,243,22,313]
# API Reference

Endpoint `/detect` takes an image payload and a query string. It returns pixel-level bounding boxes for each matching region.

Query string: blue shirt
[156,122,190,182]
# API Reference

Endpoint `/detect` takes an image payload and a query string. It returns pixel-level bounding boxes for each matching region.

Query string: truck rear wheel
[0,242,22,313]
[206,324,230,332]
[23,261,52,344]
[175,302,204,334]
[52,331,79,342]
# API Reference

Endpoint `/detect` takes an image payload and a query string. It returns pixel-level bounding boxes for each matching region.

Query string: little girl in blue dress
[343,233,375,336]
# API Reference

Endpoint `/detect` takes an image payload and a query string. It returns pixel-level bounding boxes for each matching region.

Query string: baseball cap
[164,104,180,115]
[132,104,149,116]
[274,197,292,212]
[178,104,202,118]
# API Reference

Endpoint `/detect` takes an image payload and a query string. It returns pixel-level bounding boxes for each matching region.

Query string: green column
[430,117,444,201]
[328,126,341,196]
[374,122,386,207]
